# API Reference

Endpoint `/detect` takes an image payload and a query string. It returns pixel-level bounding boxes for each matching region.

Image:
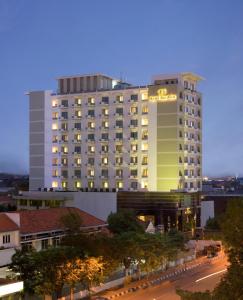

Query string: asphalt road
[116,255,228,300]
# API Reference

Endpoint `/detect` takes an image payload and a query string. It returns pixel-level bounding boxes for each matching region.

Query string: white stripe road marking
[195,269,227,283]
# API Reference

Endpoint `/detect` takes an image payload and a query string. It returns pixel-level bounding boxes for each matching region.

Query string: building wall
[201,200,214,227]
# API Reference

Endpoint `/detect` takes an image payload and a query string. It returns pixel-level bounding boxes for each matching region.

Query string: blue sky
[0,0,243,176]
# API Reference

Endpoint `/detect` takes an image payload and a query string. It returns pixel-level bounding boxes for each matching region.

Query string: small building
[0,207,107,267]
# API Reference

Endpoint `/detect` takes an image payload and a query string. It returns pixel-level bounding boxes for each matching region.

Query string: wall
[201,200,214,227]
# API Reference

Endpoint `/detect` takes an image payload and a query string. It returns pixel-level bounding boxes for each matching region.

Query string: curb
[104,260,208,299]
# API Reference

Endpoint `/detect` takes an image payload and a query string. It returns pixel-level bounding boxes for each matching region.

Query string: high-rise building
[29,72,202,192]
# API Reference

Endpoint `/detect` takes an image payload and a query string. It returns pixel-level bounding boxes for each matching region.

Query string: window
[101,169,108,177]
[74,123,81,130]
[142,130,148,140]
[75,158,81,165]
[52,237,60,247]
[116,95,123,103]
[131,182,138,189]
[141,181,148,189]
[141,93,148,100]
[52,169,58,177]
[88,134,95,141]
[141,118,148,126]
[75,110,82,118]
[142,156,148,165]
[88,181,94,189]
[74,146,81,154]
[74,170,81,178]
[75,134,81,141]
[88,109,95,117]
[52,181,58,188]
[61,157,68,166]
[62,181,67,189]
[116,169,123,177]
[116,157,123,164]
[61,122,68,131]
[88,169,95,177]
[130,106,138,114]
[41,239,49,250]
[103,181,109,188]
[131,94,138,101]
[142,106,148,114]
[75,98,82,106]
[102,121,109,128]
[75,181,81,188]
[88,97,95,105]
[61,134,68,142]
[52,100,58,107]
[52,158,58,166]
[102,157,108,165]
[88,145,95,153]
[141,143,148,151]
[130,156,138,164]
[61,111,68,119]
[116,120,123,128]
[116,181,123,189]
[52,123,58,130]
[131,144,138,152]
[3,234,10,244]
[116,132,123,140]
[88,157,95,165]
[101,145,109,152]
[130,119,138,126]
[142,168,148,177]
[102,96,109,104]
[115,144,123,152]
[130,131,138,139]
[61,146,68,154]
[130,169,138,177]
[52,146,58,153]
[52,135,58,143]
[61,99,68,107]
[102,108,109,116]
[52,112,58,119]
[88,121,95,129]
[61,170,68,178]
[116,107,123,115]
[101,133,109,140]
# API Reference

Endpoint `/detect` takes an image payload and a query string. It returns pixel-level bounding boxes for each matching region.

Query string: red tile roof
[0,214,19,232]
[17,207,106,235]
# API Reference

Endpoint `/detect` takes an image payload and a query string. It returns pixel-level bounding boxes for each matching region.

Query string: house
[0,207,107,267]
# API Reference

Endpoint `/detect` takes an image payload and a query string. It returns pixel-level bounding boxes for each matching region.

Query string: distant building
[28,72,203,193]
[0,207,107,267]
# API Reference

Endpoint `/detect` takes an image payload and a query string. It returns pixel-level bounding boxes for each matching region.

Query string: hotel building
[29,72,202,193]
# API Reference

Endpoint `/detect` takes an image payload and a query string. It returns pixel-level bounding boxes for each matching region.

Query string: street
[110,255,228,300]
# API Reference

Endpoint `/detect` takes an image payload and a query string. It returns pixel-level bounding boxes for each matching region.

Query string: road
[114,255,228,300]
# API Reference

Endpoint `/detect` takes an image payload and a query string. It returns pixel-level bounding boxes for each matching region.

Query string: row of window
[52,94,147,108]
[52,155,148,166]
[2,234,10,244]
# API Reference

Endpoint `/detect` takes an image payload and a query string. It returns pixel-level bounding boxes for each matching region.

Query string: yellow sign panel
[149,88,177,102]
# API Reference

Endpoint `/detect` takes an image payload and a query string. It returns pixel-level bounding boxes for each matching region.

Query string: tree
[107,210,144,234]
[205,217,220,231]
[59,210,83,234]
[176,289,212,300]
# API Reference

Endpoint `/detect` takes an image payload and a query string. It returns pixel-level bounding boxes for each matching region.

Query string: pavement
[94,253,228,300]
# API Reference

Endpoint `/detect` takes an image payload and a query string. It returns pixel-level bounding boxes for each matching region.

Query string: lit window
[75,158,81,165]
[88,145,95,153]
[116,95,123,103]
[117,181,123,189]
[75,98,82,105]
[130,106,138,114]
[88,97,95,105]
[52,158,58,166]
[102,157,108,165]
[52,123,58,130]
[88,169,95,177]
[75,181,81,188]
[141,181,148,189]
[142,130,148,140]
[61,134,68,142]
[141,92,148,100]
[88,122,95,129]
[75,134,81,141]
[142,168,148,177]
[52,100,58,107]
[62,181,67,188]
[131,144,138,152]
[62,146,68,154]
[52,146,58,153]
[75,110,82,118]
[141,118,148,126]
[52,112,58,119]
[52,181,58,188]
[142,156,148,165]
[52,135,58,143]
[103,181,109,188]
[102,108,109,116]
[102,121,109,128]
[61,158,68,165]
[142,106,148,114]
[141,143,148,151]
[52,169,58,177]
[88,181,94,189]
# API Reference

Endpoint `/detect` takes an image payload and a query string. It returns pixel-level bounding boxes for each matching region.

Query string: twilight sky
[0,0,243,176]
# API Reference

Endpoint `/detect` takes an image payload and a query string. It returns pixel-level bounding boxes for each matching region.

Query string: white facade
[29,73,203,192]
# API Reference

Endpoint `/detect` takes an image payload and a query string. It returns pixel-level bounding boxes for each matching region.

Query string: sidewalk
[94,256,211,300]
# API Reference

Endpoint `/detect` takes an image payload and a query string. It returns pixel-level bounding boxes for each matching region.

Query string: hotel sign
[149,88,177,102]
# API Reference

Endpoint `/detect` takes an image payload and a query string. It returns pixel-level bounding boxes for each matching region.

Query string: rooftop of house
[0,214,19,233]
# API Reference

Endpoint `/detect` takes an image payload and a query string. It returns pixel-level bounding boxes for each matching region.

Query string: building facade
[29,73,202,192]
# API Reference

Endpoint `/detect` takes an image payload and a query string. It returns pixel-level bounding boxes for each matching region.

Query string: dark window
[102,96,109,104]
[131,94,138,101]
